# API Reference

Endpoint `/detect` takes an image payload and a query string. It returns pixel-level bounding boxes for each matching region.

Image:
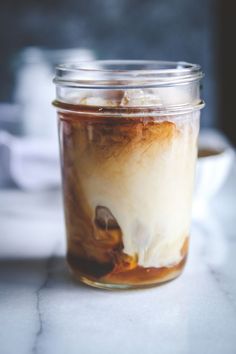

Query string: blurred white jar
[14,47,95,139]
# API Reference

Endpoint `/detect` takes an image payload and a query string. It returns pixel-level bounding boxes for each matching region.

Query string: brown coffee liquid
[57,101,189,288]
[198,148,223,158]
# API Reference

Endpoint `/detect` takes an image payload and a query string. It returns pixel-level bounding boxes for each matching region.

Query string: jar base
[70,265,185,290]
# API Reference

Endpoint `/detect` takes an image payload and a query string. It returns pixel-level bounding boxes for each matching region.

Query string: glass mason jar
[53,60,204,289]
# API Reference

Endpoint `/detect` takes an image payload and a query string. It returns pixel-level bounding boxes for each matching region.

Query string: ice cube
[80,96,111,106]
[120,89,162,107]
[95,206,120,230]
[156,86,191,107]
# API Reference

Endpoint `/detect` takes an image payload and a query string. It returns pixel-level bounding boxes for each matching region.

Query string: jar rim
[54,60,203,89]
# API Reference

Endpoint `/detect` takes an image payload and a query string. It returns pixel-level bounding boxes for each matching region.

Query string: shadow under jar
[53,60,204,289]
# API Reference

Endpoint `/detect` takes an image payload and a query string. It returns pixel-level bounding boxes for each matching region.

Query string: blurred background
[0,0,235,190]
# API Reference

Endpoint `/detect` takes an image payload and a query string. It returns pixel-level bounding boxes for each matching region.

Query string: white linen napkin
[0,131,60,190]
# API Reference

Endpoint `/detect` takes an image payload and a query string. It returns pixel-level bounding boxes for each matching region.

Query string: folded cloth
[0,131,60,190]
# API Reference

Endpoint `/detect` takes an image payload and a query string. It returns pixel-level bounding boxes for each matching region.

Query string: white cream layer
[76,110,199,268]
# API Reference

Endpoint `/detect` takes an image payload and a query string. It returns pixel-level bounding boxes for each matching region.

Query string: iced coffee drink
[53,61,204,289]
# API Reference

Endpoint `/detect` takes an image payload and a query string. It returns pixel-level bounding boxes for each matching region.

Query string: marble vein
[207,264,236,314]
[31,253,58,354]
[196,220,236,314]
[31,259,50,354]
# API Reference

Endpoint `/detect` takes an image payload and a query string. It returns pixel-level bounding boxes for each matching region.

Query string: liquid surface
[198,148,223,158]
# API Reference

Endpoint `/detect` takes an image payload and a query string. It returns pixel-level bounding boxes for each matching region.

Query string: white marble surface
[0,166,236,354]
